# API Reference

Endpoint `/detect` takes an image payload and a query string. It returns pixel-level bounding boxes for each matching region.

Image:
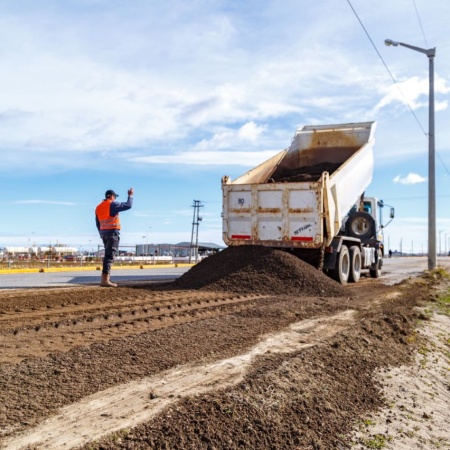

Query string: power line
[436,152,450,176]
[381,194,450,201]
[346,0,426,137]
[412,0,429,48]
[346,0,450,177]
[410,0,450,177]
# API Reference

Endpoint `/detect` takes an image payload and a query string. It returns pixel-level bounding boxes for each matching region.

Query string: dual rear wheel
[330,244,362,285]
[370,249,382,278]
[349,246,361,283]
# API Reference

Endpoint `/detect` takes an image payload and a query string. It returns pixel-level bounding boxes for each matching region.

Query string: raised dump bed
[222,122,376,249]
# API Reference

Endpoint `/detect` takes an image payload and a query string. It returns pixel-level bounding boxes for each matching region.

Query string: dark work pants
[101,232,120,275]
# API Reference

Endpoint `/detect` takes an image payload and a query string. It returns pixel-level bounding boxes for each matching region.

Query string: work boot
[100,273,117,288]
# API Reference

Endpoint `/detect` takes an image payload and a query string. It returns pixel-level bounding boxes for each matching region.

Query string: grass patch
[424,267,450,282]
[423,267,450,316]
[436,292,450,317]
[363,434,387,449]
[363,419,376,427]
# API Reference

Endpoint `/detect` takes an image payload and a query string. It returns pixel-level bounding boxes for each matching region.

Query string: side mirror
[390,207,395,219]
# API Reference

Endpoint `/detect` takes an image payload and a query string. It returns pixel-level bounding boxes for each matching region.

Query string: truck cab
[344,197,395,244]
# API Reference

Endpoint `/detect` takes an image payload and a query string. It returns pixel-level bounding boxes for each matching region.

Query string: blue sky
[1,0,450,255]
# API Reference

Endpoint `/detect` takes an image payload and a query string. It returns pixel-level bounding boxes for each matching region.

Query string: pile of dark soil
[175,246,349,297]
[271,162,341,182]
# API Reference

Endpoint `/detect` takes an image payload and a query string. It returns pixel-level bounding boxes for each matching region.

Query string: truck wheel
[349,246,361,283]
[330,245,350,285]
[370,252,382,278]
[346,212,376,240]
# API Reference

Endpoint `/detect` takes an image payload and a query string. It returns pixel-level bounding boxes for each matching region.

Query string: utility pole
[189,200,204,263]
[385,39,436,269]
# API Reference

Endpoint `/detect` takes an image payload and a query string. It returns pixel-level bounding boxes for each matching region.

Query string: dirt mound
[175,246,349,297]
[272,161,341,182]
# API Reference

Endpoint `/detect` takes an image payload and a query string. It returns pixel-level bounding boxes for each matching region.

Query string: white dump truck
[222,121,394,284]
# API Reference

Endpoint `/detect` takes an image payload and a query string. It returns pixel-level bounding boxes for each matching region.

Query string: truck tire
[349,245,361,283]
[346,211,376,240]
[330,245,350,285]
[370,253,382,278]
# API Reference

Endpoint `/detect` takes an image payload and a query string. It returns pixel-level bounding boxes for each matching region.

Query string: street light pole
[385,39,436,270]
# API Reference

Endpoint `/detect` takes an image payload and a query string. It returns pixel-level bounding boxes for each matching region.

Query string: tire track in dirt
[2,309,356,450]
[0,291,265,364]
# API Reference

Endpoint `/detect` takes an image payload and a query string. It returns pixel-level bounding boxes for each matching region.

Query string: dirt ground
[0,247,449,450]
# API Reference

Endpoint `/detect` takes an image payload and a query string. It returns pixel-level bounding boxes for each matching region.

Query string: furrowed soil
[0,247,449,450]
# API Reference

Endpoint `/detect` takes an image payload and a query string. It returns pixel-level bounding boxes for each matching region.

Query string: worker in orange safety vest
[95,188,134,287]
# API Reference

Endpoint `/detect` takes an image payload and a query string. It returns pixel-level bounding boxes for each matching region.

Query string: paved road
[1,256,449,290]
[0,267,190,290]
[381,256,450,285]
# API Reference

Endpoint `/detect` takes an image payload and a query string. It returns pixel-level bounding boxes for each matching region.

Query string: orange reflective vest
[95,199,121,231]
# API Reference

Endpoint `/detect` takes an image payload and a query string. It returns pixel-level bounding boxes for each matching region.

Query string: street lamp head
[385,39,399,47]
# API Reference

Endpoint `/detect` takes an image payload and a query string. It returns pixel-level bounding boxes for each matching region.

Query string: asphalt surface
[381,255,450,285]
[1,256,449,290]
[0,266,190,290]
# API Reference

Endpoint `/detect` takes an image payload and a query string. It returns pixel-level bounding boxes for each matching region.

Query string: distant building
[135,242,223,257]
[3,246,78,257]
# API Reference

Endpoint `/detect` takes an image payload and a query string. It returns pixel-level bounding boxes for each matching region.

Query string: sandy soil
[0,248,449,450]
[352,308,450,450]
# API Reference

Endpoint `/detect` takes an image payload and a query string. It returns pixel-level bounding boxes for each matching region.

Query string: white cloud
[131,150,279,166]
[0,1,392,167]
[393,173,427,185]
[237,122,265,141]
[0,0,449,176]
[193,122,267,151]
[436,100,448,112]
[12,200,77,205]
[374,75,450,113]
